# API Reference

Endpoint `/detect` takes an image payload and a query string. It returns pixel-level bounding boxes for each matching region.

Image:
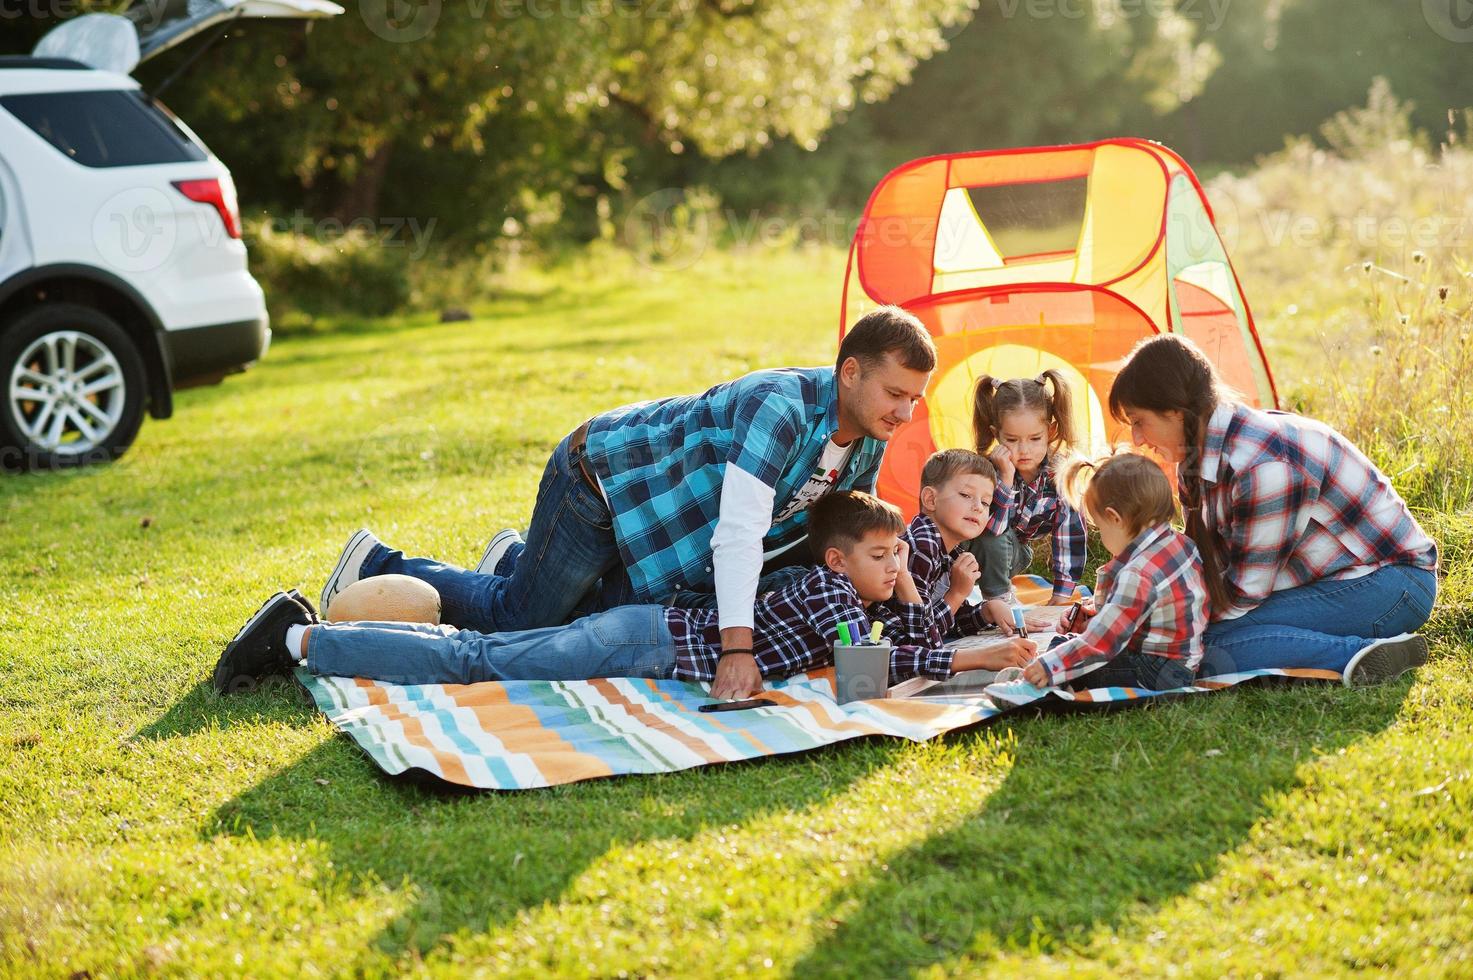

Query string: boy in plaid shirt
[1020,453,1207,692]
[901,449,1008,638]
[213,492,1035,696]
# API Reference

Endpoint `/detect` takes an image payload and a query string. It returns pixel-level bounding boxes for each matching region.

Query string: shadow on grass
[790,680,1412,977]
[171,687,902,968]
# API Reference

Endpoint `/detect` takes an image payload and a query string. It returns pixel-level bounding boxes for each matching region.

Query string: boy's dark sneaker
[212,592,313,695]
[287,589,320,622]
[1343,633,1429,687]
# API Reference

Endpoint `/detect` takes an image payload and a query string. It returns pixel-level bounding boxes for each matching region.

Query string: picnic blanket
[299,665,1342,791]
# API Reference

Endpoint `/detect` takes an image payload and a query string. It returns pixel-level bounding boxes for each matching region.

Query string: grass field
[3,200,1471,972]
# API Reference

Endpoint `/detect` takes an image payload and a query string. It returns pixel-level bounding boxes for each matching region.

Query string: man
[320,305,935,698]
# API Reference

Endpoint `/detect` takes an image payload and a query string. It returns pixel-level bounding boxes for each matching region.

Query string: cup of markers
[833,620,892,704]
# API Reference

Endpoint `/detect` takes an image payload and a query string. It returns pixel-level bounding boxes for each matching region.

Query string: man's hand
[982,597,1016,636]
[1022,660,1050,687]
[989,445,1016,485]
[946,552,980,604]
[710,653,763,699]
[711,626,763,699]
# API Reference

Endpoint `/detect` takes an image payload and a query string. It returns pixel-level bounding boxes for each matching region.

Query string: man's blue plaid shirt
[584,367,887,602]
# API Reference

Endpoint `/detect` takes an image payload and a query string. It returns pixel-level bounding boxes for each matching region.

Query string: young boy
[212,491,1035,697]
[901,448,1013,638]
[1014,453,1207,693]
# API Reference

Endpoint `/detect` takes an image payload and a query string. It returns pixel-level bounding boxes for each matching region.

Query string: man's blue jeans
[306,604,679,685]
[359,430,621,633]
[1197,563,1437,676]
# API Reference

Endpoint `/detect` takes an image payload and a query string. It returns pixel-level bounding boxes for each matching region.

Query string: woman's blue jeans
[358,430,622,633]
[306,604,678,686]
[1197,563,1437,676]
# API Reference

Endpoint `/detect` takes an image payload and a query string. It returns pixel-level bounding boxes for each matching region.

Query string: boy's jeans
[306,604,679,686]
[359,429,621,633]
[1197,563,1437,676]
[963,528,1033,601]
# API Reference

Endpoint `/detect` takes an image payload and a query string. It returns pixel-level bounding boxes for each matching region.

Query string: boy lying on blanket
[211,491,1036,696]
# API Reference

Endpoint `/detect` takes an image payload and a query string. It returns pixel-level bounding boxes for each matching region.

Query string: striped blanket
[299,665,1342,791]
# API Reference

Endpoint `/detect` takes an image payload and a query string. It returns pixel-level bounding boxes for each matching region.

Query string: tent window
[964,177,1088,261]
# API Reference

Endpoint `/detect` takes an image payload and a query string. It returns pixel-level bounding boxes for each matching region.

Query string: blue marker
[1011,607,1028,637]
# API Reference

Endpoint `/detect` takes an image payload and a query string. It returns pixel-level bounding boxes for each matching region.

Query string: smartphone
[698,697,774,713]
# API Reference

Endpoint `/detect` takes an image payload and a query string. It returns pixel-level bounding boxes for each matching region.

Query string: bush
[245,215,414,326]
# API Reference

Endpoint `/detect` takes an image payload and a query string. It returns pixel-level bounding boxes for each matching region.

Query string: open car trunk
[33,0,343,75]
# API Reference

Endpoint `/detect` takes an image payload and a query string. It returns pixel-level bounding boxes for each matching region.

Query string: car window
[0,89,206,168]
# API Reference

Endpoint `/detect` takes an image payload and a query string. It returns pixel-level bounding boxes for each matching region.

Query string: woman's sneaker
[320,528,382,616]
[475,528,525,576]
[212,592,314,694]
[1343,633,1429,686]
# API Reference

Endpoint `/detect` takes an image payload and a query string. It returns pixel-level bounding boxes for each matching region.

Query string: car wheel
[0,303,147,471]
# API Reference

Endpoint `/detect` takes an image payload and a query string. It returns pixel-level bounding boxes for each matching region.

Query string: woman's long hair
[1108,335,1240,611]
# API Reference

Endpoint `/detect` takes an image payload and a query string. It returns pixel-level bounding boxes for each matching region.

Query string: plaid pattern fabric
[585,367,887,602]
[1035,523,1207,685]
[902,514,994,637]
[1194,403,1439,621]
[983,455,1087,600]
[663,566,955,683]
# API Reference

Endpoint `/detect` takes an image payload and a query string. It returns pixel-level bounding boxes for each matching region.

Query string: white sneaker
[1342,633,1429,687]
[475,528,524,576]
[320,528,382,617]
[983,679,1047,709]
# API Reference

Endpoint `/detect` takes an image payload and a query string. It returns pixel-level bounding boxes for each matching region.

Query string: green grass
[1,243,1470,977]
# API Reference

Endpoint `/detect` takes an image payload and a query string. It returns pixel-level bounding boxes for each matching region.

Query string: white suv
[0,0,340,469]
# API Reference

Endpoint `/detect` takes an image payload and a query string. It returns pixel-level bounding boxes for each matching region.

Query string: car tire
[0,303,147,471]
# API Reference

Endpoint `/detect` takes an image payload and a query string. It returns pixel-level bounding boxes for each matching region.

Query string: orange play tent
[838,138,1278,517]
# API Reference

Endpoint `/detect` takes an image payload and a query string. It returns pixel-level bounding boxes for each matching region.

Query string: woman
[1108,335,1438,685]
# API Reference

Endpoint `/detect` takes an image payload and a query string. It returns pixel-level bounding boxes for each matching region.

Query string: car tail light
[172,177,241,239]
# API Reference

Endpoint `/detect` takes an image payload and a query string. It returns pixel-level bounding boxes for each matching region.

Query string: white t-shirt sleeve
[711,463,777,631]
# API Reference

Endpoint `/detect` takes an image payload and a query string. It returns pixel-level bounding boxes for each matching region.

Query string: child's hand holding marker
[982,597,1016,636]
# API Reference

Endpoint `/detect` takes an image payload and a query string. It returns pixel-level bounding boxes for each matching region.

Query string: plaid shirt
[983,455,1087,600]
[1035,524,1207,685]
[902,514,993,637]
[586,367,886,602]
[1193,403,1439,622]
[663,566,955,683]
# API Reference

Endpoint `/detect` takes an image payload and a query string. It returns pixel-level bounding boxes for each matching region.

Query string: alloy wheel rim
[8,329,127,455]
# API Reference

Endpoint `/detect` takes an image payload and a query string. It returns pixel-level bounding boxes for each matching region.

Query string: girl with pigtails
[1109,334,1438,685]
[963,370,1087,633]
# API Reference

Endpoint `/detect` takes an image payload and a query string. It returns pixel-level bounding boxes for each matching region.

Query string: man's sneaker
[1343,633,1429,687]
[212,592,313,694]
[993,666,1025,684]
[320,528,382,617]
[475,528,524,576]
